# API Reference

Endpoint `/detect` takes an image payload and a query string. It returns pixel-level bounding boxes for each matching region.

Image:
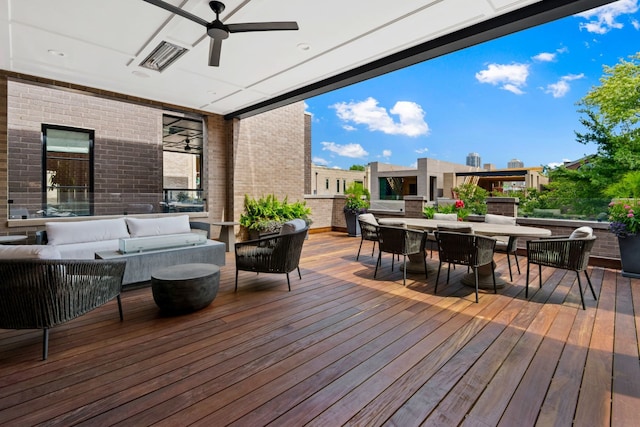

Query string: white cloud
[632,18,640,29]
[544,73,585,98]
[475,63,529,94]
[533,52,556,62]
[321,141,368,158]
[415,147,429,154]
[303,101,310,112]
[576,0,639,34]
[557,46,569,54]
[312,156,329,166]
[382,150,392,158]
[332,97,429,137]
[547,159,572,169]
[342,125,356,131]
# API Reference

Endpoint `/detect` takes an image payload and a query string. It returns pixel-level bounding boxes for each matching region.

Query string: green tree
[538,52,640,217]
[349,164,365,171]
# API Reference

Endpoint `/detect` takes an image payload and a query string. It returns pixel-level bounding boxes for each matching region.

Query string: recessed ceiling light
[48,49,65,57]
[297,43,311,51]
[132,71,150,78]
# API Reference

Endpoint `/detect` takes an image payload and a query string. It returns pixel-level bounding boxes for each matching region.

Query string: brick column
[486,197,518,217]
[404,196,427,218]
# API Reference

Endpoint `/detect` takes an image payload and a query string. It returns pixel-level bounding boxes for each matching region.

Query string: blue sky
[306,0,640,171]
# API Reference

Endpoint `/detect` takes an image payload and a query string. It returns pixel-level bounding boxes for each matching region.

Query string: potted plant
[608,198,640,278]
[239,194,311,240]
[343,183,370,237]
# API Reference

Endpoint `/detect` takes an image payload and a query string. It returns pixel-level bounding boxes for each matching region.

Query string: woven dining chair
[434,231,497,303]
[356,213,379,260]
[484,214,520,281]
[526,227,597,310]
[374,225,428,286]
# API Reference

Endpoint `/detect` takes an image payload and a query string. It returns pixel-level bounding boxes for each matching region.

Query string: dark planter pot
[618,234,640,278]
[344,210,363,237]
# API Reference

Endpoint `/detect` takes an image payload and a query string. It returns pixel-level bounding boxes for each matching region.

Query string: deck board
[0,231,638,426]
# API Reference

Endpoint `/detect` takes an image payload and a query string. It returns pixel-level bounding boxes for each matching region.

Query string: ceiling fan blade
[226,22,299,33]
[142,0,209,27]
[209,38,223,67]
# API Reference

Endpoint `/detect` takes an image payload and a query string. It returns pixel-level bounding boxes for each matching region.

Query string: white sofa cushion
[280,219,307,235]
[570,226,593,239]
[54,239,121,259]
[433,213,458,221]
[126,215,191,237]
[0,245,61,259]
[358,213,378,226]
[485,214,516,225]
[46,218,129,245]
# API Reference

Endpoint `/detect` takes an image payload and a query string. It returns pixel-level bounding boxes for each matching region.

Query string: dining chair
[356,213,379,260]
[427,212,459,257]
[525,226,597,310]
[484,213,520,281]
[374,225,428,286]
[434,231,497,303]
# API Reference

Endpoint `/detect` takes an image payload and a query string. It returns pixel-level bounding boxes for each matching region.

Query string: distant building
[466,152,481,167]
[369,158,480,202]
[508,158,524,168]
[483,163,496,171]
[311,165,367,196]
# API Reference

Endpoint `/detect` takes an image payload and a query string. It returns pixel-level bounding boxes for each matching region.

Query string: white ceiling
[0,0,617,118]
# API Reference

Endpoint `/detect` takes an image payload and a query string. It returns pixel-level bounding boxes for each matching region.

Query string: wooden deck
[0,232,639,426]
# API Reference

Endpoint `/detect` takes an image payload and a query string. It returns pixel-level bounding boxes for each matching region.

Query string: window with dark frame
[42,124,94,216]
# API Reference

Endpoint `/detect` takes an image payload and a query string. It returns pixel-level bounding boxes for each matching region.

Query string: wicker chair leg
[435,262,442,294]
[402,255,407,287]
[286,273,291,292]
[446,264,451,284]
[492,262,497,294]
[42,328,49,360]
[538,265,543,288]
[423,254,428,280]
[235,269,239,292]
[514,252,521,274]
[585,270,597,300]
[371,241,376,257]
[374,252,382,278]
[474,268,479,303]
[117,295,123,321]
[525,262,531,298]
[356,238,364,260]
[297,267,302,280]
[576,271,586,310]
[506,253,513,282]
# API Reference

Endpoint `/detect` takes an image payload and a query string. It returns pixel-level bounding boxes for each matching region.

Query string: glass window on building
[162,114,204,212]
[42,124,94,216]
[325,178,329,190]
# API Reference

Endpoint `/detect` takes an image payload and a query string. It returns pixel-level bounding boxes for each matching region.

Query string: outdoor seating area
[0,231,637,425]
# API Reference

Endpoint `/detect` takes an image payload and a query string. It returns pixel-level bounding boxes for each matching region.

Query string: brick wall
[232,102,306,222]
[486,197,518,216]
[7,80,163,216]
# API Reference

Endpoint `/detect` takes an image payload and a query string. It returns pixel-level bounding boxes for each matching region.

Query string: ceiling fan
[143,0,299,66]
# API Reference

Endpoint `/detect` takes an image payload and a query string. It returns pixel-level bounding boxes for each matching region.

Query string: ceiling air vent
[140,41,188,72]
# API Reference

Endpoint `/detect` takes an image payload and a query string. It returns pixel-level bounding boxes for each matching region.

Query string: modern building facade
[507,158,525,168]
[1,73,308,238]
[310,165,367,196]
[369,158,480,203]
[466,152,481,167]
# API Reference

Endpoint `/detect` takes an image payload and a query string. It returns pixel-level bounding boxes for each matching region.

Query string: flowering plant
[428,199,470,220]
[608,199,640,237]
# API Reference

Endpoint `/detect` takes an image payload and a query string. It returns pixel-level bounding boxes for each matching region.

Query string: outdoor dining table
[377,217,552,288]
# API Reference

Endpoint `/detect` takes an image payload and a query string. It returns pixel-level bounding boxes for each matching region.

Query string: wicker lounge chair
[235,221,308,291]
[0,259,126,360]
